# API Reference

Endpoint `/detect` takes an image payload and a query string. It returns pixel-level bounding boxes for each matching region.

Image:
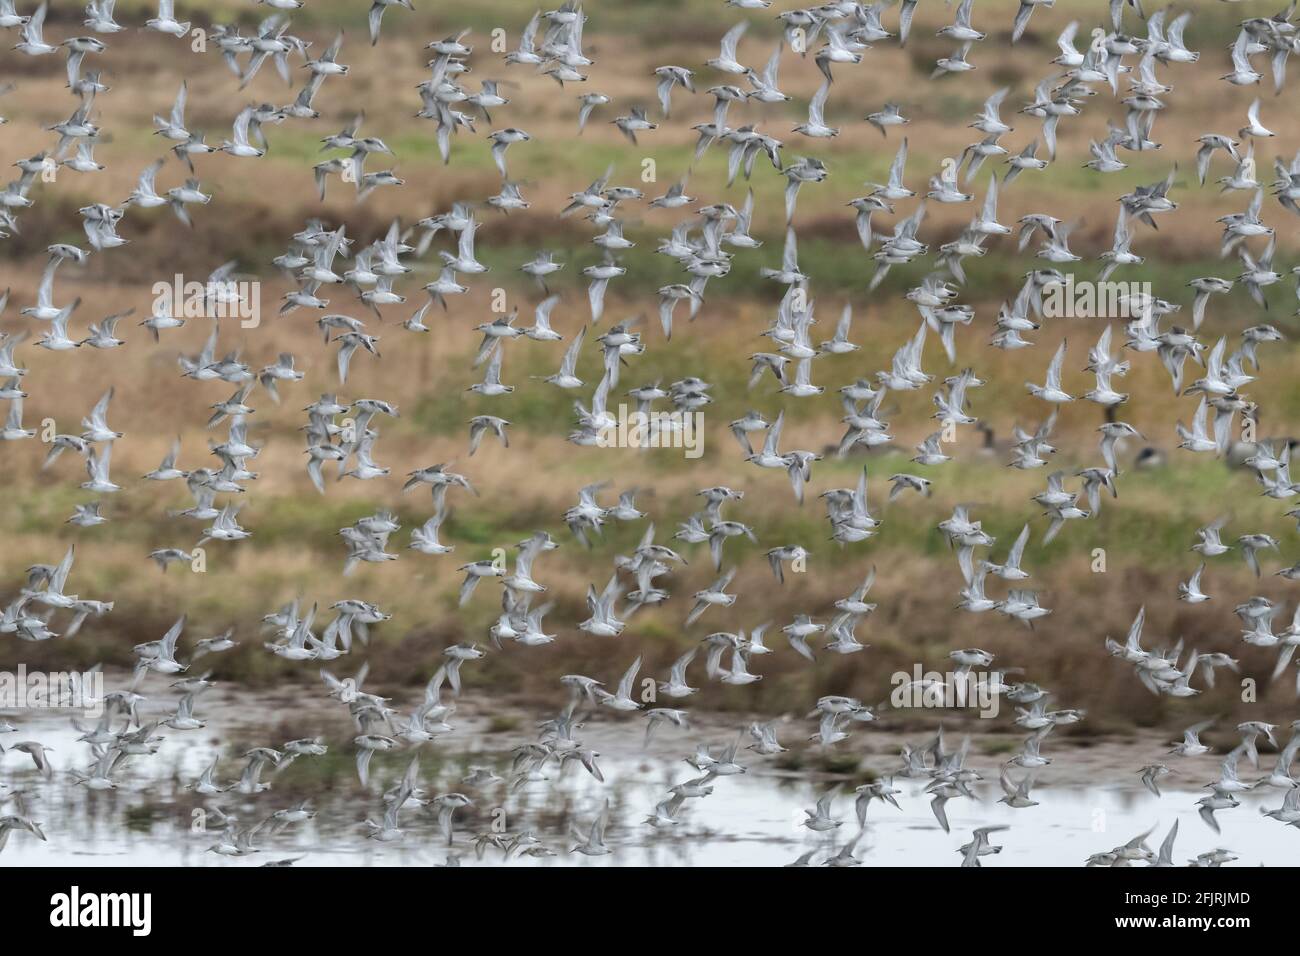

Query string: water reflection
[2,713,1295,867]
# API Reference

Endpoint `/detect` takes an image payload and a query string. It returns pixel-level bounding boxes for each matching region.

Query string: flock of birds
[1,0,1300,866]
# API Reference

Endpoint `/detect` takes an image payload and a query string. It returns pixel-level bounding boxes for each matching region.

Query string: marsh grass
[1,0,1297,728]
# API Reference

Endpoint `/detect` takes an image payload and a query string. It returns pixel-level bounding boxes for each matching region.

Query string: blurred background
[1,0,1297,748]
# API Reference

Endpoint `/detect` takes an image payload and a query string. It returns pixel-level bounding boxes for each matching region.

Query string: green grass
[0,454,1273,572]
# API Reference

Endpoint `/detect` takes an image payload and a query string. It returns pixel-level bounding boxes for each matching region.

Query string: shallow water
[3,711,1297,867]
